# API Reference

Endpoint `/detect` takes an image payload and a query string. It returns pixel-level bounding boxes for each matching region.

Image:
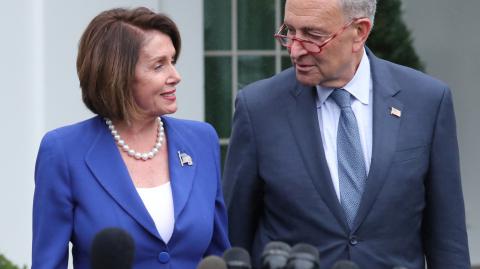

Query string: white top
[136,182,175,243]
[316,49,373,201]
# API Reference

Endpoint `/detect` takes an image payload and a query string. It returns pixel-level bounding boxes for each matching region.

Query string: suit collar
[287,79,350,232]
[342,49,371,105]
[365,47,400,96]
[287,49,404,232]
[316,48,372,107]
[85,116,197,242]
[161,117,197,224]
[351,48,403,231]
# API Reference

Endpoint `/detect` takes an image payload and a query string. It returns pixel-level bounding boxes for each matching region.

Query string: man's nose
[289,39,308,59]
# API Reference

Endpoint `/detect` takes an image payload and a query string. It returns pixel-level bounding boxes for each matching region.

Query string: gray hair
[339,0,377,23]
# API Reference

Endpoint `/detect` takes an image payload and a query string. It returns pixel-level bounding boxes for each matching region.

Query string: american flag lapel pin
[390,107,402,118]
[177,151,193,166]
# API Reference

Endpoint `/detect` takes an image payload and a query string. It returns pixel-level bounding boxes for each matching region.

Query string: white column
[0,0,41,266]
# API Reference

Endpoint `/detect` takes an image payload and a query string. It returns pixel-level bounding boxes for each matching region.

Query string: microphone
[90,227,135,269]
[285,243,320,269]
[331,260,359,269]
[197,255,228,269]
[261,241,291,269]
[223,247,252,269]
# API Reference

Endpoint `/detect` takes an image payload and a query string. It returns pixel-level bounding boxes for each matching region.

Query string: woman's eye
[154,59,176,71]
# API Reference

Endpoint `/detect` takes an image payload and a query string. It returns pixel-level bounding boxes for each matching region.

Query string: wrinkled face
[133,31,181,118]
[285,0,357,87]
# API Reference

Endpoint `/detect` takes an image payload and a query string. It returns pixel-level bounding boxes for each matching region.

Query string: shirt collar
[316,48,371,108]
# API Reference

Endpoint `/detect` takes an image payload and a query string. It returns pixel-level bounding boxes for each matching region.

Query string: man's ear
[352,18,372,52]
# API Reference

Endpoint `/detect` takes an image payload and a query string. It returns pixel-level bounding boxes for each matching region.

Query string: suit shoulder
[378,58,449,92]
[240,68,297,98]
[41,116,101,146]
[36,117,102,173]
[162,116,218,140]
[373,57,451,111]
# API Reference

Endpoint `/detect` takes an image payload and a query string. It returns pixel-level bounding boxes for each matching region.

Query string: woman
[32,7,230,269]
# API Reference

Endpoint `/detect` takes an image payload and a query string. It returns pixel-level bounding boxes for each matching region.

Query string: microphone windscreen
[197,255,228,269]
[331,260,360,269]
[286,243,320,269]
[290,243,319,259]
[90,227,135,269]
[262,241,291,255]
[261,241,291,269]
[223,247,252,269]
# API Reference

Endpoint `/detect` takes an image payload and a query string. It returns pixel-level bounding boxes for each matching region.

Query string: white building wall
[0,0,203,266]
[402,0,480,265]
[159,1,205,121]
[0,0,40,266]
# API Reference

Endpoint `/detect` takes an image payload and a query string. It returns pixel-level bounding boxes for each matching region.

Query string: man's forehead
[284,0,343,29]
[285,0,342,19]
[285,0,341,12]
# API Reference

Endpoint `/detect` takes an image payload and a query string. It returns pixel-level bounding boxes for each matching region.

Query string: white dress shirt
[316,50,373,201]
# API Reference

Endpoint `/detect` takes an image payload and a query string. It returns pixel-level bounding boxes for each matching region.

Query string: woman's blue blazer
[32,116,230,269]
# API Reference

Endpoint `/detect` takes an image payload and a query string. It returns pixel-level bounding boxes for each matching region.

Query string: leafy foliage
[367,0,424,71]
[0,254,26,269]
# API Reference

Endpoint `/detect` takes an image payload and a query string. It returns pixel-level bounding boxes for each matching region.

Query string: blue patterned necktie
[330,89,367,228]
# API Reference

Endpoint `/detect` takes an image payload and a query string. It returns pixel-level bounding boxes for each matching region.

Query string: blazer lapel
[286,80,349,231]
[85,118,161,239]
[162,117,197,221]
[352,51,403,231]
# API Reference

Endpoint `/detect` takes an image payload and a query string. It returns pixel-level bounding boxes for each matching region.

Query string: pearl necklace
[105,117,164,161]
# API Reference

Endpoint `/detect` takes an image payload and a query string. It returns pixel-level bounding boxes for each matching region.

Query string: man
[222,0,470,268]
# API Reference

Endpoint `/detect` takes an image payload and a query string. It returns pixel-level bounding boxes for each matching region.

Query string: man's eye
[308,33,328,42]
[284,27,294,35]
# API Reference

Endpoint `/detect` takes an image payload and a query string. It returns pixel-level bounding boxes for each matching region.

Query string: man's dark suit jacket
[223,49,470,269]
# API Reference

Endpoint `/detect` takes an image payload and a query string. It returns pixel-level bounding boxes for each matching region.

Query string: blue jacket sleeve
[423,88,470,268]
[32,131,73,269]
[204,124,231,256]
[222,91,263,253]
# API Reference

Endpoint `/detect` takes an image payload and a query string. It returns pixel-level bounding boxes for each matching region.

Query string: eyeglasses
[274,19,359,54]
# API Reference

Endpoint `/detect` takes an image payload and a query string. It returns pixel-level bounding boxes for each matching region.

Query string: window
[204,0,291,167]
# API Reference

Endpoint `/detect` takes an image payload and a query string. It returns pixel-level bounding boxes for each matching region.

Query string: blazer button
[349,236,358,246]
[158,251,170,263]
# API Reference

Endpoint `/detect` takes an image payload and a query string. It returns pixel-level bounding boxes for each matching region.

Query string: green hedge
[0,254,26,269]
[367,0,424,71]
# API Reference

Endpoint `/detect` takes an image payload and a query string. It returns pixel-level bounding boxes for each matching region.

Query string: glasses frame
[274,18,361,54]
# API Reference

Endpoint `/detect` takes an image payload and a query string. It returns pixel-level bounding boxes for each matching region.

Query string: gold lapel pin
[178,151,193,166]
[390,107,402,118]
